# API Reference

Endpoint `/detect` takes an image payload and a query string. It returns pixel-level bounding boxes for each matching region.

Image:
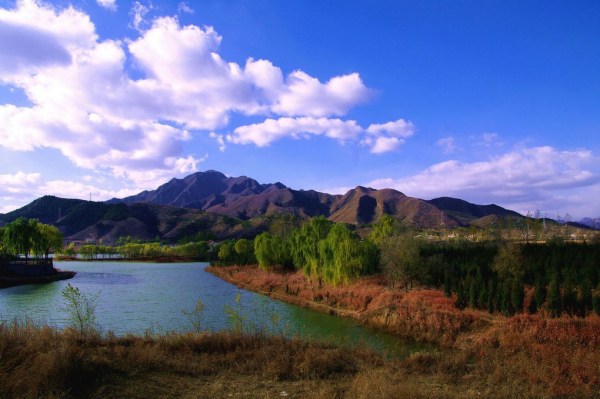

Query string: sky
[0,0,598,219]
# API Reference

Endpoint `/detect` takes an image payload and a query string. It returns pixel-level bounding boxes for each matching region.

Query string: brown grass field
[2,319,598,399]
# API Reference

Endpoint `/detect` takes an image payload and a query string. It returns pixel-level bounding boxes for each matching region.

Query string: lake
[0,261,431,357]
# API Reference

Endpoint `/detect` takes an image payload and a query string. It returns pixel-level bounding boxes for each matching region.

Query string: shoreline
[55,256,206,263]
[206,264,489,347]
[0,270,76,289]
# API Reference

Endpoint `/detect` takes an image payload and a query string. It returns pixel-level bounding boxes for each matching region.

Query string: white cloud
[209,132,226,152]
[436,137,457,154]
[229,117,362,146]
[229,117,412,153]
[0,0,413,196]
[369,136,402,154]
[368,146,600,218]
[0,171,150,214]
[130,1,151,32]
[97,0,117,11]
[177,2,194,14]
[366,119,414,137]
[272,71,372,117]
[0,172,42,196]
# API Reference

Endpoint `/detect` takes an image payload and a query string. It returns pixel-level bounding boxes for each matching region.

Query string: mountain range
[108,170,524,226]
[0,169,573,243]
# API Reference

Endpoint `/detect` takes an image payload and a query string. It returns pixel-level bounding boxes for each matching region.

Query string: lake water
[0,261,431,357]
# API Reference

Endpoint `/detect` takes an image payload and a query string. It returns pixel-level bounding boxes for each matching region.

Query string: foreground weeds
[1,319,598,398]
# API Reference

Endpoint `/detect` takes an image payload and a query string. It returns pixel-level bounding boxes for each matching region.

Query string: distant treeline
[217,215,600,317]
[59,241,217,261]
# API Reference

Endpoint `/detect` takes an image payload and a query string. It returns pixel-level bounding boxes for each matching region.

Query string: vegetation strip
[207,264,600,397]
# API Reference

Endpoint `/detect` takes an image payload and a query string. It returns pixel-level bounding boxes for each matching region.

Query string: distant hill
[107,170,277,209]
[579,217,600,230]
[0,170,536,241]
[427,197,523,225]
[0,196,265,243]
[107,170,523,229]
[328,187,460,228]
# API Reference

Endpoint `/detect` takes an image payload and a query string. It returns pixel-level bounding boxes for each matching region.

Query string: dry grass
[0,319,598,398]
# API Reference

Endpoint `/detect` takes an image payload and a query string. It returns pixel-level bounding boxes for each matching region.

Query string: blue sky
[0,0,598,219]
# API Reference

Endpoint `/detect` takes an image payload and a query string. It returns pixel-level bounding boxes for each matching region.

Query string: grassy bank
[207,265,600,397]
[3,320,596,399]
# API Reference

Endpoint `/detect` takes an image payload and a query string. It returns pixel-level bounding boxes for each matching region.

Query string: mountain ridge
[107,170,524,228]
[6,169,582,243]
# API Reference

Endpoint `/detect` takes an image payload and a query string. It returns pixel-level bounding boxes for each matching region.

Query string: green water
[0,261,431,357]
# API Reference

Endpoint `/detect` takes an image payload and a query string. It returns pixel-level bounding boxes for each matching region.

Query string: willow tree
[33,223,63,260]
[318,223,378,286]
[290,216,332,278]
[254,232,293,270]
[2,217,40,261]
[234,239,255,265]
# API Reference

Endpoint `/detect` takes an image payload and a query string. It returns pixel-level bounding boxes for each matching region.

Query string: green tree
[218,241,236,263]
[318,223,378,286]
[593,283,600,316]
[254,232,293,270]
[234,239,255,265]
[290,216,331,278]
[2,217,40,261]
[33,223,63,260]
[379,233,421,290]
[369,214,405,246]
[546,279,561,317]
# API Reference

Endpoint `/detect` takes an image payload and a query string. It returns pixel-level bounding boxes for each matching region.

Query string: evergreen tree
[455,282,467,309]
[593,284,600,316]
[579,280,593,317]
[486,280,496,313]
[533,278,547,311]
[561,281,578,316]
[546,279,561,317]
[510,280,524,314]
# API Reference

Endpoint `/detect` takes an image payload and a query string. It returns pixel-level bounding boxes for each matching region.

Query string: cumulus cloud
[97,0,117,11]
[228,117,413,153]
[228,117,362,147]
[0,172,42,196]
[369,136,402,154]
[0,0,412,201]
[368,146,600,218]
[272,72,372,117]
[366,119,414,137]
